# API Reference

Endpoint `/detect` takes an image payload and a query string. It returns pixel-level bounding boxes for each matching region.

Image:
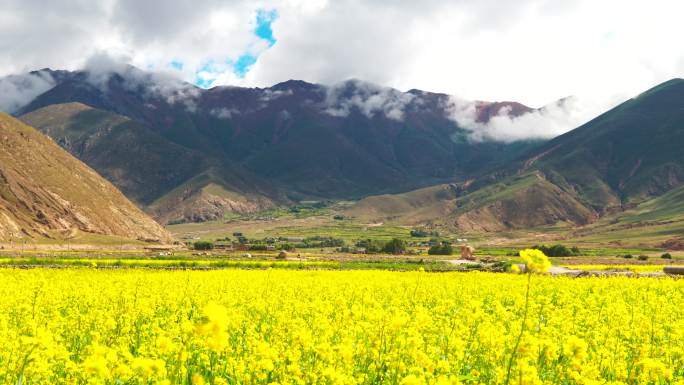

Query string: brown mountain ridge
[0,113,172,242]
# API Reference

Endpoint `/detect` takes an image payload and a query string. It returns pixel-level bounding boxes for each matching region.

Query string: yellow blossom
[519,249,551,273]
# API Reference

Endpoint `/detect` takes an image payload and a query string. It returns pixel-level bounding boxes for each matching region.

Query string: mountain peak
[271,79,317,91]
[635,78,684,101]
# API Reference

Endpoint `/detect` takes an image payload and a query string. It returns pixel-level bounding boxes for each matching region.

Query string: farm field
[167,217,416,245]
[2,268,684,385]
[0,257,472,272]
[166,208,682,253]
[561,264,677,273]
[1,246,681,272]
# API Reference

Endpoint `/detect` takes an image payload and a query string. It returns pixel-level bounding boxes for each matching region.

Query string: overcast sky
[1,0,683,110]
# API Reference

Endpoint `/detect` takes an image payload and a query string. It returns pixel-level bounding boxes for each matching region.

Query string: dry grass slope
[147,167,280,224]
[0,113,172,242]
[345,184,459,224]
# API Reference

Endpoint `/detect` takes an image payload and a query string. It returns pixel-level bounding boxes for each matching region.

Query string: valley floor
[2,196,683,273]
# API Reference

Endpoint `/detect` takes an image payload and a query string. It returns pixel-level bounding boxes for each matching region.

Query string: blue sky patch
[195,76,216,88]
[173,8,278,87]
[233,54,258,78]
[229,8,278,78]
[255,9,278,47]
[170,60,184,71]
[194,61,219,88]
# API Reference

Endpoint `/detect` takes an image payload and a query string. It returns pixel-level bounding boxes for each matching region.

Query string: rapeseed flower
[519,248,551,273]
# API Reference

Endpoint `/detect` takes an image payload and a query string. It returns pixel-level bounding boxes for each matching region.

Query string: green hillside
[345,184,459,225]
[566,184,684,245]
[527,78,684,208]
[347,79,684,240]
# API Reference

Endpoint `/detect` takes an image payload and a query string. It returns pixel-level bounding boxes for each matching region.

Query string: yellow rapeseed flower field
[1,268,683,385]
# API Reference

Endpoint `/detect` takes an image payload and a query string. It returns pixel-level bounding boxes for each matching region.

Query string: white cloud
[246,0,684,114]
[209,107,240,119]
[259,89,293,101]
[323,80,415,120]
[443,96,609,142]
[83,52,201,111]
[1,0,683,135]
[0,0,268,85]
[0,71,55,113]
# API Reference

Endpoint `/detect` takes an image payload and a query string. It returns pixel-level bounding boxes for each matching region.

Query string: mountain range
[13,65,546,224]
[2,64,683,242]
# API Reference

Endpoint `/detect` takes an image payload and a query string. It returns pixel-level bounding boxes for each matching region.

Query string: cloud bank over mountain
[2,0,683,141]
[443,96,605,142]
[323,80,416,121]
[2,0,683,111]
[0,55,611,142]
[0,72,55,114]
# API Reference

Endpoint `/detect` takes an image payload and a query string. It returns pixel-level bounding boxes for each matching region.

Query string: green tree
[382,238,407,254]
[193,241,214,250]
[428,243,453,255]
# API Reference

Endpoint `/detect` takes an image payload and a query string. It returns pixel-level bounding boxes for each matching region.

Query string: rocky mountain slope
[0,113,172,242]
